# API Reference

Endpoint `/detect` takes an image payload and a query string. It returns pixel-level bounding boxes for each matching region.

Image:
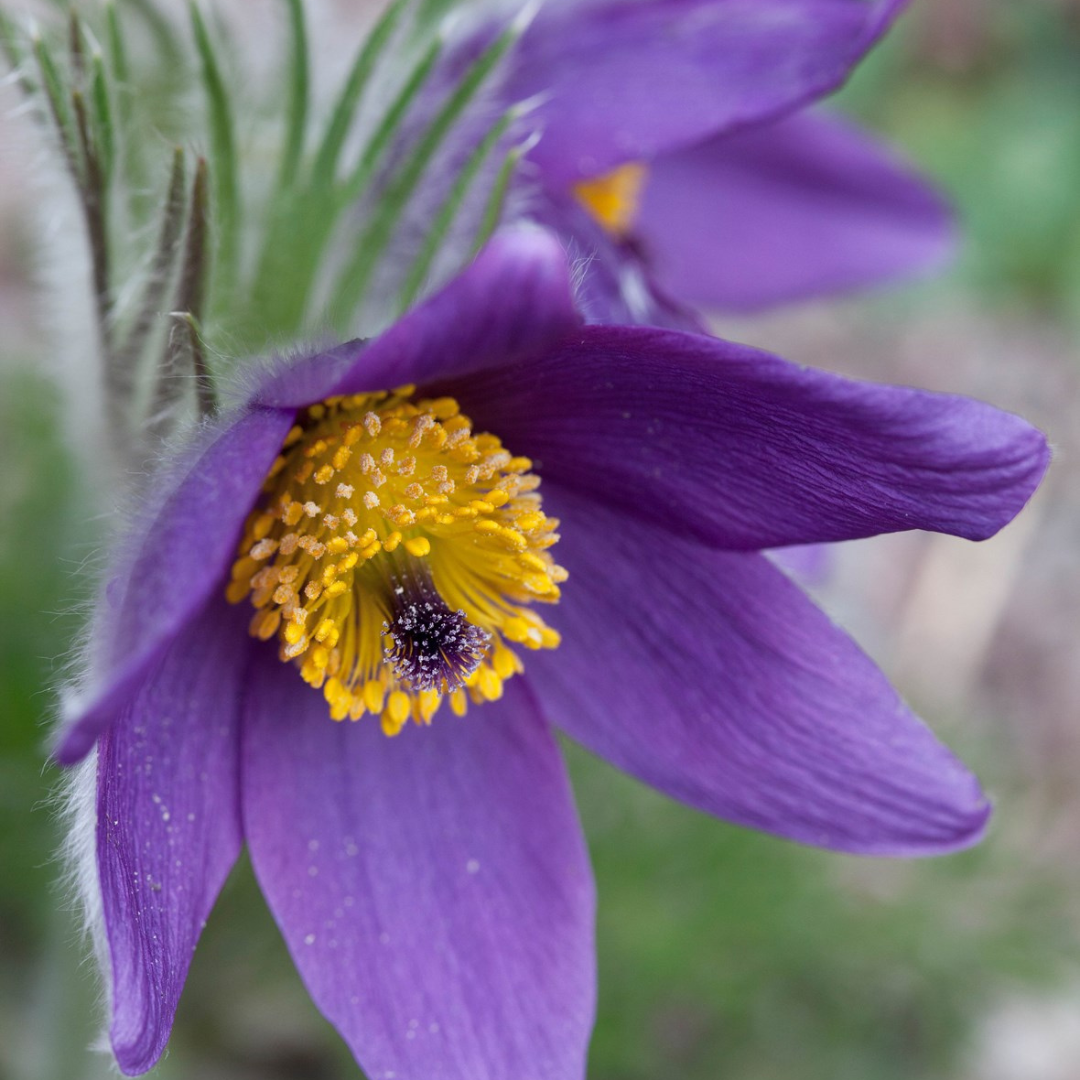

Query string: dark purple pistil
[383,564,490,692]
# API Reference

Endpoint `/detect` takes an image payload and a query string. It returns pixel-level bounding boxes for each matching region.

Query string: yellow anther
[252,513,275,540]
[492,642,520,680]
[502,617,530,643]
[226,579,250,604]
[231,555,259,581]
[523,572,555,594]
[428,397,459,419]
[516,512,545,531]
[388,690,411,726]
[404,536,431,558]
[572,161,648,237]
[283,636,309,660]
[476,665,503,701]
[250,609,281,641]
[363,680,386,714]
[250,538,279,560]
[418,689,441,724]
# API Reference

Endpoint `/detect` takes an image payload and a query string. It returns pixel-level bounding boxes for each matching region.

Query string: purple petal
[637,111,955,310]
[255,226,581,410]
[512,0,907,184]
[56,408,292,764]
[528,487,990,855]
[529,196,706,330]
[97,600,247,1074]
[442,325,1049,550]
[243,656,595,1080]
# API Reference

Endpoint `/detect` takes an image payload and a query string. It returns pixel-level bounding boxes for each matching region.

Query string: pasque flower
[58,227,1048,1078]
[480,0,953,324]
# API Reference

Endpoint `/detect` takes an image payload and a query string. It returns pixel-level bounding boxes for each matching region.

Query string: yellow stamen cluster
[227,387,565,735]
[573,162,649,237]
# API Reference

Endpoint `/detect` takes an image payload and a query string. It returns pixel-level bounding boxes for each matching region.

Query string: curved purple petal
[441,325,1049,551]
[512,0,907,185]
[528,487,990,855]
[97,599,247,1074]
[243,655,595,1080]
[255,226,581,410]
[55,407,292,764]
[637,111,955,311]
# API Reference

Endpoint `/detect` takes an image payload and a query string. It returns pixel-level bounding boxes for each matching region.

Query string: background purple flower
[494,0,954,324]
[57,227,1048,1077]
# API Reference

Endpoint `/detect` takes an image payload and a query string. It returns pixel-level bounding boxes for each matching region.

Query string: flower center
[227,388,564,735]
[572,162,649,237]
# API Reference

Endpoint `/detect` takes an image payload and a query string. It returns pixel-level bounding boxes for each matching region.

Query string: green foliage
[2,0,528,441]
[326,18,527,330]
[838,4,1080,332]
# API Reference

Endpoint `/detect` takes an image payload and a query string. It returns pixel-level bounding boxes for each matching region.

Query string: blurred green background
[2,2,1080,1078]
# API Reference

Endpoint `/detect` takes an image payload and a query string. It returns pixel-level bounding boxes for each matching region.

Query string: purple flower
[491,0,952,324]
[58,228,1048,1078]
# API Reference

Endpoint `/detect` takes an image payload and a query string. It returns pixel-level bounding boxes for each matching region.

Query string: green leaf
[0,9,36,95]
[148,157,211,436]
[71,89,113,341]
[67,8,87,85]
[308,0,408,190]
[90,53,116,182]
[104,1,130,84]
[277,0,309,193]
[190,2,239,303]
[328,16,525,329]
[117,146,188,370]
[338,33,442,206]
[245,6,436,342]
[397,109,516,312]
[471,136,528,256]
[32,34,82,182]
